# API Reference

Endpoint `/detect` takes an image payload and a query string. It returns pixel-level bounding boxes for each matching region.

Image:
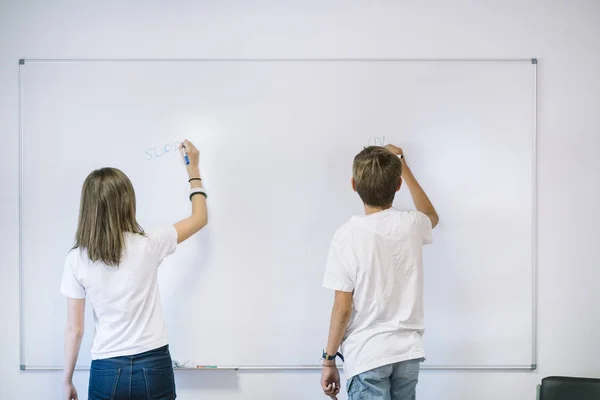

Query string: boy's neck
[364,204,393,215]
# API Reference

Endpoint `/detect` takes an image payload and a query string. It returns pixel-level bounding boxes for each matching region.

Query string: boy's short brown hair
[353,146,403,207]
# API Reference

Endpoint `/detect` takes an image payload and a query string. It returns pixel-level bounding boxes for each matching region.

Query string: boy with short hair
[320,144,438,400]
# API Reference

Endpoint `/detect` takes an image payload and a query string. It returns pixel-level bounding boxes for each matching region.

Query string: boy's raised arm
[385,144,439,228]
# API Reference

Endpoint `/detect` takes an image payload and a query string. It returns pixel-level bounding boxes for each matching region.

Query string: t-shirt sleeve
[149,225,178,263]
[414,211,433,245]
[60,255,85,299]
[322,241,355,293]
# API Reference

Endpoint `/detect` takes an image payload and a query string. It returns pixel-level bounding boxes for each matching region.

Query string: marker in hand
[181,144,190,165]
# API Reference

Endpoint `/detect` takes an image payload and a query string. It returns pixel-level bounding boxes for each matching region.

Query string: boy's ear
[351,177,357,192]
[396,177,402,192]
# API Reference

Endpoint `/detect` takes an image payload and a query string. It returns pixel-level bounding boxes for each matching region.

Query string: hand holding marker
[181,143,190,165]
[179,139,199,169]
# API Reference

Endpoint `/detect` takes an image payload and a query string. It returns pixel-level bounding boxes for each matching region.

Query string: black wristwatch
[322,349,345,362]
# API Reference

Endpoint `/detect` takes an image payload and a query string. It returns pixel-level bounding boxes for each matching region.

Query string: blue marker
[182,145,190,165]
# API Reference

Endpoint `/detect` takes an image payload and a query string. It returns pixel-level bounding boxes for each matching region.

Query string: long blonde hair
[73,167,144,266]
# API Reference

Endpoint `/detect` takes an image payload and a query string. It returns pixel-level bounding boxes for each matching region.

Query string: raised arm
[174,140,208,244]
[386,144,439,228]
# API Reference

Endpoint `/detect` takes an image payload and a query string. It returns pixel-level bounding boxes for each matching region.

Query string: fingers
[324,390,339,398]
[177,139,200,151]
[65,390,77,400]
[184,139,198,154]
[322,383,340,397]
[384,144,403,156]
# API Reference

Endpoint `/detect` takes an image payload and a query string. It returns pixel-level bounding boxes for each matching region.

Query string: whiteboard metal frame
[18,58,25,371]
[19,58,533,64]
[21,364,536,371]
[18,57,538,372]
[531,58,539,371]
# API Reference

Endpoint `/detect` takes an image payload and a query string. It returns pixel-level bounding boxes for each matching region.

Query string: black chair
[538,376,600,399]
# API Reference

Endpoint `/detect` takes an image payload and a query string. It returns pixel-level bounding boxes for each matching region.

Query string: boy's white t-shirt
[323,208,433,379]
[60,226,178,360]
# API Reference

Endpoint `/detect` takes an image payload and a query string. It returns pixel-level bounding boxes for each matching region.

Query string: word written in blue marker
[145,141,182,160]
[368,136,386,146]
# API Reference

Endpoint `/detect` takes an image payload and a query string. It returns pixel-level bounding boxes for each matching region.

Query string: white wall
[1,1,599,399]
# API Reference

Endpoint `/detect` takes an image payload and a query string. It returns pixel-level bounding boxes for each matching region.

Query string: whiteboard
[19,59,536,370]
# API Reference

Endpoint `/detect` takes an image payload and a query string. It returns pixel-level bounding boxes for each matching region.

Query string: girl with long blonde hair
[61,140,207,400]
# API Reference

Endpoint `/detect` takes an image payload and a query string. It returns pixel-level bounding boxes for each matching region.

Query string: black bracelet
[189,191,207,200]
[189,177,202,183]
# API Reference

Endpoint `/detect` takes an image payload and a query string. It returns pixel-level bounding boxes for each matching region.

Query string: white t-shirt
[60,226,178,360]
[323,208,433,378]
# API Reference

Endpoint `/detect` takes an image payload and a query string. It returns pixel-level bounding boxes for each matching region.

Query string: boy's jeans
[346,358,423,400]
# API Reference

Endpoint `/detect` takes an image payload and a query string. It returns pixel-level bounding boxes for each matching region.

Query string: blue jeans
[346,358,423,400]
[89,345,176,400]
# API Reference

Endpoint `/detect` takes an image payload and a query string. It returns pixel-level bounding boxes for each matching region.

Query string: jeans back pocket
[144,366,176,400]
[89,368,121,400]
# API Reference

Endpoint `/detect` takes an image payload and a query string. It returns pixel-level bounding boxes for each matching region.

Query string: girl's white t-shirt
[60,226,178,360]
